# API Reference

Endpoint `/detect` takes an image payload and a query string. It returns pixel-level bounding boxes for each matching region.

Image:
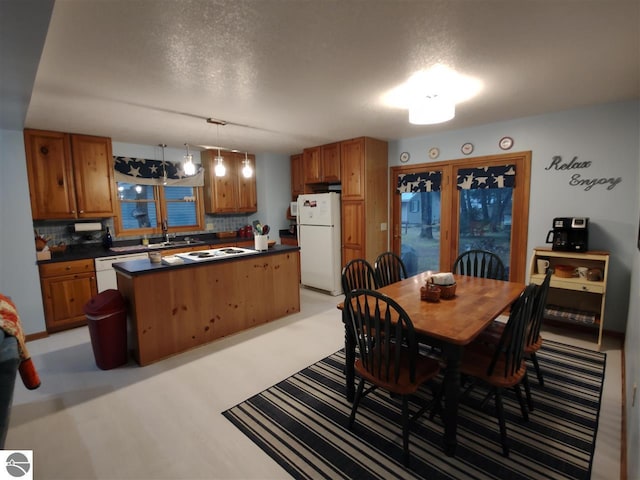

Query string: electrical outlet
[206,223,214,231]
[380,223,387,231]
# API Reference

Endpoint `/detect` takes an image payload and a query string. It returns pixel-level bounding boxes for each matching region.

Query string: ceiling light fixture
[381,64,483,125]
[408,94,456,125]
[214,148,226,177]
[159,143,168,185]
[183,143,196,176]
[242,152,253,178]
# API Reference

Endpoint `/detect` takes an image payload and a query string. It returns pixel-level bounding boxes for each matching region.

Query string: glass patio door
[456,167,515,278]
[392,169,444,277]
[391,152,531,282]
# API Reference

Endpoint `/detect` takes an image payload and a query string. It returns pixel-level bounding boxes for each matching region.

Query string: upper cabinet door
[236,153,257,213]
[70,134,116,218]
[303,146,322,183]
[340,137,365,200]
[290,153,305,199]
[24,129,77,219]
[321,142,341,183]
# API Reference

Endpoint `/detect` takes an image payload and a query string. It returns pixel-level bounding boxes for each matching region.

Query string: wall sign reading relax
[545,155,622,191]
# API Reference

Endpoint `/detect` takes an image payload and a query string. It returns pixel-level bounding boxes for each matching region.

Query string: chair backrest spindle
[374,251,408,287]
[453,249,506,280]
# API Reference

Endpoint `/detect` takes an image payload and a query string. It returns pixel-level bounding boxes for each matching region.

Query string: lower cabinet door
[41,272,97,332]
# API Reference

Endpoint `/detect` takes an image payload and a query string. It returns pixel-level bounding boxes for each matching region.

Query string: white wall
[389,100,639,333]
[0,128,46,333]
[251,152,291,238]
[624,134,640,480]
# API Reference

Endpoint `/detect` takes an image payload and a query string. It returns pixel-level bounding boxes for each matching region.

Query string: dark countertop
[36,233,259,264]
[112,244,299,276]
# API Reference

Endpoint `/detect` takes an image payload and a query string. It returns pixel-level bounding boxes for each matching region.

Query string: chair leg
[522,373,534,413]
[494,388,510,457]
[401,396,410,467]
[530,352,544,387]
[513,383,529,422]
[348,379,366,428]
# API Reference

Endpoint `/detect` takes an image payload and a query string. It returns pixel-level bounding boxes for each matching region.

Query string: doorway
[390,152,531,282]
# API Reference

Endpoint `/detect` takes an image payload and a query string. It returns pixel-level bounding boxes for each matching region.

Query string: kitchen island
[113,245,300,366]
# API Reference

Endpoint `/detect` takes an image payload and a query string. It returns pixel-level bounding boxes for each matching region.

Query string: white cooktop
[174,247,259,262]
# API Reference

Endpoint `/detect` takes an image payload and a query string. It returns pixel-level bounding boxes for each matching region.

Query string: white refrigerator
[297,192,342,295]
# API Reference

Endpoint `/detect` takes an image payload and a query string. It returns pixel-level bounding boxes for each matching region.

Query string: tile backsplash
[33,214,253,247]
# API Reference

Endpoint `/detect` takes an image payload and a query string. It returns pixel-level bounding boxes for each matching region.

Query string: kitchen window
[113,155,205,236]
[114,182,204,236]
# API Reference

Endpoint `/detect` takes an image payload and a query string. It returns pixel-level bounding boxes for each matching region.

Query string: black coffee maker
[546,217,589,252]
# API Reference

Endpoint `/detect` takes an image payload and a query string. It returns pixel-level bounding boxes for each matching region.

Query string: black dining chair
[341,258,379,294]
[341,259,380,400]
[345,288,441,467]
[374,251,408,287]
[453,249,506,280]
[475,268,553,388]
[459,284,537,456]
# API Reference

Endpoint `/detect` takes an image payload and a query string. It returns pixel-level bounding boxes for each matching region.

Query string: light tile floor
[8,288,622,479]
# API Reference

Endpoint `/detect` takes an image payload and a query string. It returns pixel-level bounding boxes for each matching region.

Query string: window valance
[456,164,516,190]
[114,156,204,187]
[396,171,442,193]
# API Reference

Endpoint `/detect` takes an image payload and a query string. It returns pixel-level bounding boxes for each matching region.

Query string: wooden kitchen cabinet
[290,153,306,199]
[39,259,97,332]
[320,142,341,182]
[203,151,257,214]
[529,247,609,349]
[25,129,116,220]
[339,137,388,266]
[303,146,321,183]
[303,143,341,184]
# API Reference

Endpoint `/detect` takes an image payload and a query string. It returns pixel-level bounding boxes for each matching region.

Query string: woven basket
[554,265,574,278]
[439,283,457,299]
[420,285,441,302]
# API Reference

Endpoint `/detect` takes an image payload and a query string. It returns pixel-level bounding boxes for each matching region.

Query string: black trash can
[83,289,128,370]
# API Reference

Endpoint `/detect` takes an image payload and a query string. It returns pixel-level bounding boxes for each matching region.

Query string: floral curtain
[396,171,442,193]
[456,164,516,190]
[113,156,204,187]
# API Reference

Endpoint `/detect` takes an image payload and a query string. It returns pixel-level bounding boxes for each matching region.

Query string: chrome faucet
[161,218,169,243]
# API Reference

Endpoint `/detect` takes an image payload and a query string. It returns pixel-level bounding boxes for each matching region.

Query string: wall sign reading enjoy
[545,155,622,191]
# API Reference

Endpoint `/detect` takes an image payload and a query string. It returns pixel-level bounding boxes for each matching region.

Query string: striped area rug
[223,340,605,479]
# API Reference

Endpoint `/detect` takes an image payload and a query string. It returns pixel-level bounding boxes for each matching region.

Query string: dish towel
[0,293,41,389]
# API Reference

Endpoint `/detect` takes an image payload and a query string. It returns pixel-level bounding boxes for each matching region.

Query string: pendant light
[183,143,196,176]
[159,143,168,185]
[214,148,226,177]
[242,152,253,178]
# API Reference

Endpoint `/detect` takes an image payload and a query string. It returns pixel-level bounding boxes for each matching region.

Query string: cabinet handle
[65,266,71,270]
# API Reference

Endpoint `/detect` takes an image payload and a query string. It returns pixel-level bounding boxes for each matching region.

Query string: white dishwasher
[95,252,150,292]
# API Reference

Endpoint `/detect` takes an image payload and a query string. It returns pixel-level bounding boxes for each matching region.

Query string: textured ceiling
[19,0,640,154]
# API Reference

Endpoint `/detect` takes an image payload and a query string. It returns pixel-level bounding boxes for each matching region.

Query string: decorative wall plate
[428,147,440,159]
[461,142,474,155]
[400,151,410,163]
[499,136,514,150]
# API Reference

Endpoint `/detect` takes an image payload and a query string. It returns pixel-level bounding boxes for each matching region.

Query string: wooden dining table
[339,272,526,457]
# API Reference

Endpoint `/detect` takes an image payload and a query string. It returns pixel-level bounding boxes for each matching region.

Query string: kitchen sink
[147,239,206,249]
